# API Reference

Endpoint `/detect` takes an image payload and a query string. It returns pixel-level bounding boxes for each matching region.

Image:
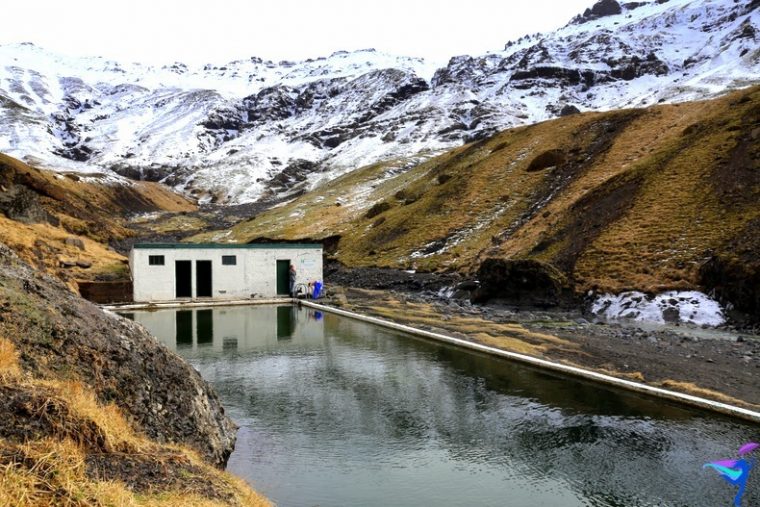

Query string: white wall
[131,246,323,302]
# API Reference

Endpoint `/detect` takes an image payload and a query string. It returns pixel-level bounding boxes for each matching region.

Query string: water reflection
[176,310,192,348]
[126,306,759,507]
[197,309,213,346]
[276,305,294,340]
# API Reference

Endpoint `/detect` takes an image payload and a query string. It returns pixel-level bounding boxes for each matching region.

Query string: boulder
[527,149,566,172]
[471,258,569,307]
[559,105,581,116]
[661,306,680,323]
[0,185,50,224]
[365,201,392,219]
[65,237,86,251]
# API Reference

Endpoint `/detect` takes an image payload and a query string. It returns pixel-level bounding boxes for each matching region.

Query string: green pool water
[122,305,759,507]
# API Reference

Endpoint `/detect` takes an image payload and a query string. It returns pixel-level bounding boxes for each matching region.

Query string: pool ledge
[102,298,292,311]
[300,300,760,424]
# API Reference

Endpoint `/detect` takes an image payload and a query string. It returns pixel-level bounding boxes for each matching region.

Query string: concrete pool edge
[298,300,760,424]
[103,298,291,311]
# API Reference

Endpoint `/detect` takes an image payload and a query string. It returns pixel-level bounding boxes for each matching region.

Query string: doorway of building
[196,260,212,297]
[175,261,192,298]
[276,259,291,295]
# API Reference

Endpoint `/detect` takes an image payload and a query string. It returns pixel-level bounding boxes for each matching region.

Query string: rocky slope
[0,242,270,504]
[0,242,237,466]
[1,0,757,203]
[201,85,760,319]
[0,152,195,288]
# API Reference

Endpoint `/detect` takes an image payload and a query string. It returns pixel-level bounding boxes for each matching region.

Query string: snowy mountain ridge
[0,0,758,203]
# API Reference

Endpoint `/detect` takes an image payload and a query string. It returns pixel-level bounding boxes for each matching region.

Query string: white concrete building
[129,243,323,302]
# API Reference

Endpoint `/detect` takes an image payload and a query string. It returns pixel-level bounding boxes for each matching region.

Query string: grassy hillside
[0,153,196,287]
[199,86,759,309]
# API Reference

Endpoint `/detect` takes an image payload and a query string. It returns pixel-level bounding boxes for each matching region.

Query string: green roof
[133,243,322,250]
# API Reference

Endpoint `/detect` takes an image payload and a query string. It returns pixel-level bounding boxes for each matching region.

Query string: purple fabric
[738,442,759,456]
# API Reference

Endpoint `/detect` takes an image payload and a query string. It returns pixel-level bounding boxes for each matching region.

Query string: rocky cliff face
[0,0,757,203]
[0,243,237,467]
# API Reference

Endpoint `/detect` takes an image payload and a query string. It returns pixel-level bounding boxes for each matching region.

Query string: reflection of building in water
[176,310,193,347]
[129,305,325,352]
[277,306,294,340]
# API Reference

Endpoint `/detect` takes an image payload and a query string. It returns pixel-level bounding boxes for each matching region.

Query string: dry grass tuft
[0,437,271,507]
[0,338,20,378]
[0,372,271,506]
[50,380,146,454]
[656,380,760,411]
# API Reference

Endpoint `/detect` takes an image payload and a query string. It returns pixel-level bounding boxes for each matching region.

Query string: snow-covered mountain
[1,0,757,203]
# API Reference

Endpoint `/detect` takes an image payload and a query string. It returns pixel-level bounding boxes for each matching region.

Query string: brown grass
[0,152,197,286]
[0,437,270,507]
[0,338,20,378]
[0,338,270,506]
[339,290,574,357]
[655,380,760,411]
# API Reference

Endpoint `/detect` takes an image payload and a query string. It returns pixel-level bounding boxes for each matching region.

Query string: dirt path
[327,287,760,411]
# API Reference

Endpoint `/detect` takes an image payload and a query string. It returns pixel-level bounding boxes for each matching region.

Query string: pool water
[123,305,759,507]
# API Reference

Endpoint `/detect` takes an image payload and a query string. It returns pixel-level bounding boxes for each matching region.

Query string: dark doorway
[196,260,212,297]
[176,310,193,348]
[276,259,291,295]
[196,309,213,345]
[175,261,192,298]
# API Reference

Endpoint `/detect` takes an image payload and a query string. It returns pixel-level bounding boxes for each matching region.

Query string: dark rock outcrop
[510,66,597,89]
[471,258,569,307]
[607,54,670,81]
[700,219,760,321]
[527,149,566,172]
[0,184,53,224]
[573,0,623,23]
[365,201,392,219]
[560,105,581,116]
[267,159,319,192]
[0,243,237,467]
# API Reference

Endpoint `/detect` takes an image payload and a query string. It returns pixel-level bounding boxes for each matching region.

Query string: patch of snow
[591,290,726,327]
[437,286,455,299]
